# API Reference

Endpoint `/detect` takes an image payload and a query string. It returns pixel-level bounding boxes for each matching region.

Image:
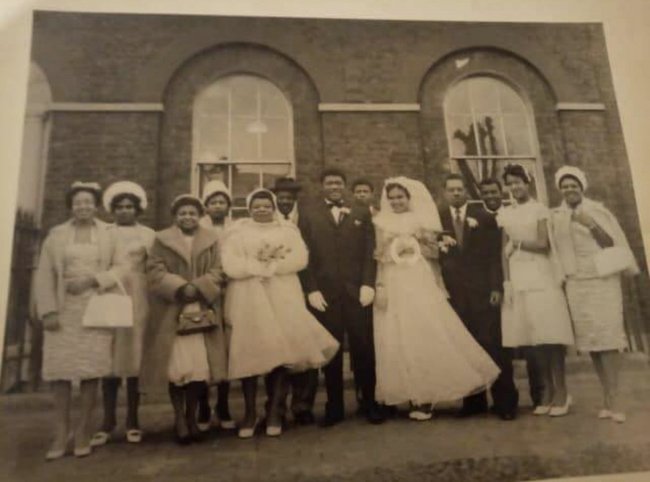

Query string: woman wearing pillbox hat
[550,166,639,423]
[196,180,236,432]
[139,193,228,444]
[91,181,155,447]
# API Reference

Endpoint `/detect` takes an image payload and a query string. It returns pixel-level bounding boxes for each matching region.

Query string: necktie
[284,213,290,220]
[453,207,464,248]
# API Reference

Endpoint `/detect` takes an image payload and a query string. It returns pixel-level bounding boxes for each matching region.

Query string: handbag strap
[110,272,128,295]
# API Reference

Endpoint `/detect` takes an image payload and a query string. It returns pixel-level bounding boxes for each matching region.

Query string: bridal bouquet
[389,235,422,265]
[256,241,291,264]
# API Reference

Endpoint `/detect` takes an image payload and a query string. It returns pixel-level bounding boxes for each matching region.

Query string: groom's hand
[308,291,328,312]
[359,285,375,307]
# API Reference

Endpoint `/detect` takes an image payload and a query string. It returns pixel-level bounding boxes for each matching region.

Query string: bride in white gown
[373,177,500,420]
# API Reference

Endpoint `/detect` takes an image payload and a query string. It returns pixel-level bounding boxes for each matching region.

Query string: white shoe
[266,425,282,437]
[126,429,143,443]
[237,419,259,439]
[611,412,626,423]
[219,419,237,430]
[89,431,110,447]
[533,405,551,415]
[598,409,612,419]
[549,395,572,417]
[197,421,211,433]
[73,446,92,458]
[408,410,432,421]
[45,448,66,461]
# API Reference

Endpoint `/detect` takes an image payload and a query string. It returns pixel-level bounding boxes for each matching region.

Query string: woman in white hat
[196,180,237,431]
[91,181,155,447]
[550,166,639,423]
[139,194,228,444]
[34,181,125,459]
[221,188,339,438]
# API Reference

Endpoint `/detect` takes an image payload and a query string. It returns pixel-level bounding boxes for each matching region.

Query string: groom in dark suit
[298,168,385,426]
[439,173,518,420]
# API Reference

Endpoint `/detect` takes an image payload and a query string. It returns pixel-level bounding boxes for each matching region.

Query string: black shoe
[498,411,517,421]
[294,411,315,426]
[319,413,344,428]
[456,406,488,418]
[366,404,387,425]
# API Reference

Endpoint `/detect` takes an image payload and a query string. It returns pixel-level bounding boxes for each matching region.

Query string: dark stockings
[101,377,141,432]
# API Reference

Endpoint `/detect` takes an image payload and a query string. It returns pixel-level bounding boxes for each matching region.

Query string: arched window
[443,76,546,202]
[192,75,294,216]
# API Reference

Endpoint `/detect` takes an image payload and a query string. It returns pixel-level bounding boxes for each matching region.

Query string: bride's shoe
[598,409,612,419]
[611,412,626,423]
[408,410,432,421]
[549,395,572,417]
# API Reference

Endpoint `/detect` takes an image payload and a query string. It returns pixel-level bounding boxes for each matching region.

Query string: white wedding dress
[373,177,500,406]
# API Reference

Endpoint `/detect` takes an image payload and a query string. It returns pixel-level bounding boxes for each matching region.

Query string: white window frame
[443,75,547,204]
[191,75,295,215]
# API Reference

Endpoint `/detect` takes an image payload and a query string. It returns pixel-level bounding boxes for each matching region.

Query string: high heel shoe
[90,431,110,447]
[549,395,572,417]
[73,446,92,458]
[611,412,626,423]
[45,432,73,461]
[532,405,551,415]
[265,425,282,437]
[598,409,612,419]
[238,418,260,439]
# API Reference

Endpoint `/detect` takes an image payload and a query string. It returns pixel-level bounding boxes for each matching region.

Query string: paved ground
[2,356,650,482]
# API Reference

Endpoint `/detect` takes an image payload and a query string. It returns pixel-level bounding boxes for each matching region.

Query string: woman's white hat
[555,165,588,191]
[202,180,232,205]
[246,188,277,210]
[102,180,148,212]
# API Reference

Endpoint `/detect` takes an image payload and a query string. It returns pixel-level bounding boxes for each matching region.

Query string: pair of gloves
[307,286,375,312]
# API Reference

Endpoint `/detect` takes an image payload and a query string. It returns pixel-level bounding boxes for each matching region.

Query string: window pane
[231,165,260,208]
[261,87,290,119]
[502,114,533,156]
[194,115,229,161]
[197,85,229,115]
[445,81,471,114]
[261,165,292,189]
[230,78,258,117]
[473,115,504,156]
[499,84,526,114]
[447,114,478,156]
[469,77,499,113]
[261,118,291,161]
[231,118,260,160]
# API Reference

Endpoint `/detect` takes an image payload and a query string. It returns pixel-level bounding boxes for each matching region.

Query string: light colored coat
[139,225,227,393]
[34,218,125,320]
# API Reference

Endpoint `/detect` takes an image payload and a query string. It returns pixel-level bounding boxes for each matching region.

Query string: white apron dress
[497,201,574,347]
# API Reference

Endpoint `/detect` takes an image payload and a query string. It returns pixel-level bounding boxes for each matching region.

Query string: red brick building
[20,11,649,347]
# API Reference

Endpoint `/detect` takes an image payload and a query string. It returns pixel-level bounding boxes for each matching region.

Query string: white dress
[373,212,500,406]
[497,201,574,347]
[222,218,339,380]
[166,233,211,386]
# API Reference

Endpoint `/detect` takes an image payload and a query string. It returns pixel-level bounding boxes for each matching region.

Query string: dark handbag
[176,304,218,336]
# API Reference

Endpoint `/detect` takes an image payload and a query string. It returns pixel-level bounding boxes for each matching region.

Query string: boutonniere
[354,219,362,226]
[340,207,351,215]
[466,217,479,229]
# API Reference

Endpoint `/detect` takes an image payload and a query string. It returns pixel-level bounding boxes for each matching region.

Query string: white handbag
[593,246,633,278]
[82,275,134,328]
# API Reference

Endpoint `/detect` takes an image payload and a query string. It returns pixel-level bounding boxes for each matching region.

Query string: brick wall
[42,112,161,230]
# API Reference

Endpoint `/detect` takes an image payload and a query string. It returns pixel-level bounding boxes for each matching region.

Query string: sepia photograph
[1,1,650,481]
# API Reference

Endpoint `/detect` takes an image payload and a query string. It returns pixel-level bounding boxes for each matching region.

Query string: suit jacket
[439,203,503,315]
[298,199,376,301]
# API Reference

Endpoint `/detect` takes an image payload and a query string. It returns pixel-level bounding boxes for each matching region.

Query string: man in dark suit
[439,173,518,420]
[479,177,545,409]
[298,168,385,426]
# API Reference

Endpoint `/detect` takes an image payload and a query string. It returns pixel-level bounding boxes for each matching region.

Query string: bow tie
[326,200,344,209]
